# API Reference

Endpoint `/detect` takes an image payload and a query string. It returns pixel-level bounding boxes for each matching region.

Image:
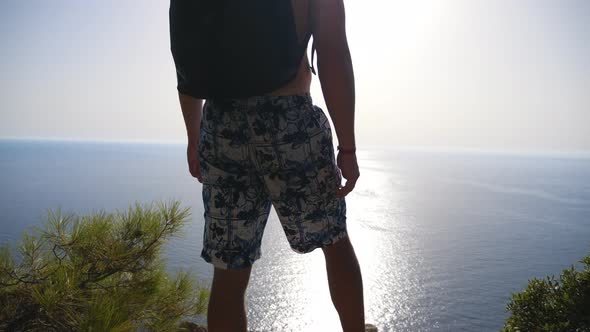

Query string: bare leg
[207,266,252,332]
[322,236,365,332]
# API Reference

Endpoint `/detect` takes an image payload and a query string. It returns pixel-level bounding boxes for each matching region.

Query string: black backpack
[169,0,314,99]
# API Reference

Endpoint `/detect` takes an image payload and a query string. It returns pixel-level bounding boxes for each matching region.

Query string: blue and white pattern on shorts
[198,93,347,270]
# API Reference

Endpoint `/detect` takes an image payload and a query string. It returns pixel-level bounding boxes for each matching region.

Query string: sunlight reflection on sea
[2,141,589,331]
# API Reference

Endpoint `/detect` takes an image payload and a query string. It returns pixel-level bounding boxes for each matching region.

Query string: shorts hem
[289,229,349,255]
[201,248,260,270]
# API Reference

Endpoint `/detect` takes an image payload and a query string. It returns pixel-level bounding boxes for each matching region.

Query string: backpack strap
[310,42,317,75]
[308,0,317,75]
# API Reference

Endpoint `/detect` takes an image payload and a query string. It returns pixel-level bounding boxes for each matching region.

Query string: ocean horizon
[1,138,589,331]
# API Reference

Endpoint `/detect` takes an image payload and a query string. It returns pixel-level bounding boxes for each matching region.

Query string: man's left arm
[178,93,204,182]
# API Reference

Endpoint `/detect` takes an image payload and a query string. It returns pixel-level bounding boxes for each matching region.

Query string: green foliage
[0,200,209,331]
[502,254,590,332]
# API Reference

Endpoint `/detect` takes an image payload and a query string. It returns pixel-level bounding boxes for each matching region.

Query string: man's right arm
[312,0,359,197]
[312,0,356,150]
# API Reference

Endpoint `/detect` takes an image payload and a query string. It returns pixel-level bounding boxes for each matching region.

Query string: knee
[321,235,355,258]
[211,267,252,298]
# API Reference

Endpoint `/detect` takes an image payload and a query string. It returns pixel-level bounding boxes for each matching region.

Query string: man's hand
[187,143,202,183]
[336,151,359,197]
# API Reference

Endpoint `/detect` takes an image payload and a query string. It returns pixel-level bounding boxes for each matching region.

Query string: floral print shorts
[198,93,348,270]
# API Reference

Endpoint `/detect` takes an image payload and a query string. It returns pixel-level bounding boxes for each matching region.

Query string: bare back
[269,0,313,96]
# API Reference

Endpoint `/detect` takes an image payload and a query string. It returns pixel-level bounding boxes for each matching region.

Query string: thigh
[199,101,272,270]
[259,102,348,253]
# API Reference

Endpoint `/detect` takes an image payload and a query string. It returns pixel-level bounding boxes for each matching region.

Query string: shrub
[502,254,590,332]
[0,200,209,331]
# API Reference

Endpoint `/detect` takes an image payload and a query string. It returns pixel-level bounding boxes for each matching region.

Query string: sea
[1,138,589,332]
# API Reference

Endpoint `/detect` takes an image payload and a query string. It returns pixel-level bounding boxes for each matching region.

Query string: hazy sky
[1,0,589,152]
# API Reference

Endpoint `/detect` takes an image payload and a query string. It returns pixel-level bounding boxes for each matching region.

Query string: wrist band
[337,146,356,154]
